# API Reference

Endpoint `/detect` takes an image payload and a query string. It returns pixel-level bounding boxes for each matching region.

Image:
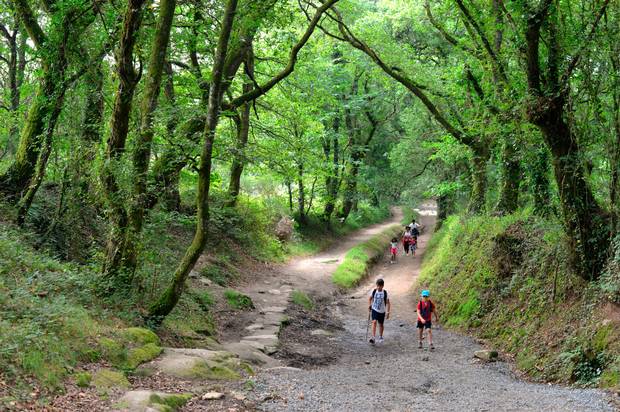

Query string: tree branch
[12,0,47,49]
[229,0,340,109]
[329,7,472,147]
[560,0,611,88]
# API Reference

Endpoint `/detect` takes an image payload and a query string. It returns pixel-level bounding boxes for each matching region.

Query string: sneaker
[369,337,375,344]
[378,336,384,344]
[418,341,423,349]
[430,344,435,351]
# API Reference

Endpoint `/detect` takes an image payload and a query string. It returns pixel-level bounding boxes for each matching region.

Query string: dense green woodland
[1,0,620,405]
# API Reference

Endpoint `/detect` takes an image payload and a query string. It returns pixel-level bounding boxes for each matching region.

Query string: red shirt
[417,300,434,321]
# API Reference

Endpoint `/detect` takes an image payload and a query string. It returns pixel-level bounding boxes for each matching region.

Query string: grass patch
[332,225,401,288]
[291,290,313,310]
[224,289,254,310]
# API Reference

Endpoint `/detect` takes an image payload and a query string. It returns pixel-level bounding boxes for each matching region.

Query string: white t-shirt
[409,222,420,230]
[370,289,387,313]
[390,241,398,248]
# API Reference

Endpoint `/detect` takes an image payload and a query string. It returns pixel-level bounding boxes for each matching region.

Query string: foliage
[224,289,254,310]
[419,213,620,387]
[291,290,313,310]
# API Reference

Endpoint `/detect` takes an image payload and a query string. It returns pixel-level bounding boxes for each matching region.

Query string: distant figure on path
[390,237,398,263]
[402,227,414,256]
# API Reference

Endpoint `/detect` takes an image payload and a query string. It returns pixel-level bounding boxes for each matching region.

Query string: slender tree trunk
[468,145,488,214]
[297,161,307,225]
[5,25,21,155]
[323,117,340,221]
[341,154,360,221]
[76,62,105,196]
[16,88,66,224]
[100,0,148,291]
[125,0,177,273]
[147,0,239,324]
[0,70,63,196]
[496,134,520,214]
[286,179,293,212]
[225,49,254,208]
[531,145,552,217]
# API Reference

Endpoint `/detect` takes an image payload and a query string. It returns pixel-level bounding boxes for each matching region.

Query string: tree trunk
[531,146,552,217]
[16,88,66,224]
[225,49,254,208]
[286,179,293,212]
[468,145,488,214]
[297,161,307,225]
[495,135,520,215]
[532,98,609,279]
[147,0,239,325]
[76,62,105,196]
[0,70,63,196]
[100,0,148,291]
[125,0,177,273]
[323,116,340,221]
[340,154,360,221]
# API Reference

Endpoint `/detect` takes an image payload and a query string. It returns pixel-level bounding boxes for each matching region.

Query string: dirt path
[252,203,616,411]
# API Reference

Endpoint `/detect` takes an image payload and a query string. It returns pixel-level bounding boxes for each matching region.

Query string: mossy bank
[418,214,620,391]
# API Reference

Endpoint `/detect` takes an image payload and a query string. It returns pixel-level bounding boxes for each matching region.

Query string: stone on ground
[202,392,224,400]
[143,348,244,380]
[221,342,280,367]
[115,390,191,412]
[92,369,130,395]
[310,329,333,336]
[474,349,499,361]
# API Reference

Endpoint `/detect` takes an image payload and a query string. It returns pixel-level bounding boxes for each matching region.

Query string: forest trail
[252,203,617,412]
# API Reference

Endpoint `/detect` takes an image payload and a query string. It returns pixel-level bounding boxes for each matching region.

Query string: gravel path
[252,203,616,411]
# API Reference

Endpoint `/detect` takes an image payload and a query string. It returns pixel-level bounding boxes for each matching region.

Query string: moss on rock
[98,337,127,366]
[92,369,130,394]
[149,393,192,411]
[126,343,163,369]
[74,372,92,388]
[121,327,160,346]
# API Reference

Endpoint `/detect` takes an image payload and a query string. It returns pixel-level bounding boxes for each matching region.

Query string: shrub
[291,290,313,310]
[224,290,254,310]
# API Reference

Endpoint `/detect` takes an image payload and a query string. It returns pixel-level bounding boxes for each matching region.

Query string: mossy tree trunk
[147,0,239,324]
[124,0,177,274]
[530,146,552,217]
[147,0,341,324]
[100,0,148,292]
[225,49,254,208]
[495,135,520,215]
[468,145,488,214]
[525,1,611,280]
[322,116,341,222]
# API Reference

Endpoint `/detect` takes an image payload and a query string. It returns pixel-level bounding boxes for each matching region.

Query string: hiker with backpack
[368,278,391,344]
[417,290,439,350]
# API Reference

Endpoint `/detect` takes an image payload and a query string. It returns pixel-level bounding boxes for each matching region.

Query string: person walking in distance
[368,278,391,344]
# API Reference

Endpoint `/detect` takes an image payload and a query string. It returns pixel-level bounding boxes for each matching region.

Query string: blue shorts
[371,310,385,324]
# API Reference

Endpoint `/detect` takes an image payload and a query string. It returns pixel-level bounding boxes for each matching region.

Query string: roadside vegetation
[419,214,620,391]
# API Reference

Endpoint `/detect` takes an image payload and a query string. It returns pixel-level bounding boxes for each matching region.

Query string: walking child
[403,227,413,256]
[390,237,398,263]
[417,290,439,350]
[368,278,391,344]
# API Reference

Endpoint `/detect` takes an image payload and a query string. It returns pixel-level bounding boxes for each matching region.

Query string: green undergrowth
[291,290,314,310]
[0,192,391,404]
[224,289,254,310]
[419,213,620,389]
[332,224,402,288]
[287,204,391,257]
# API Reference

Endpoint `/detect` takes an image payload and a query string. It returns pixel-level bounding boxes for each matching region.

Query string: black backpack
[371,289,388,305]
